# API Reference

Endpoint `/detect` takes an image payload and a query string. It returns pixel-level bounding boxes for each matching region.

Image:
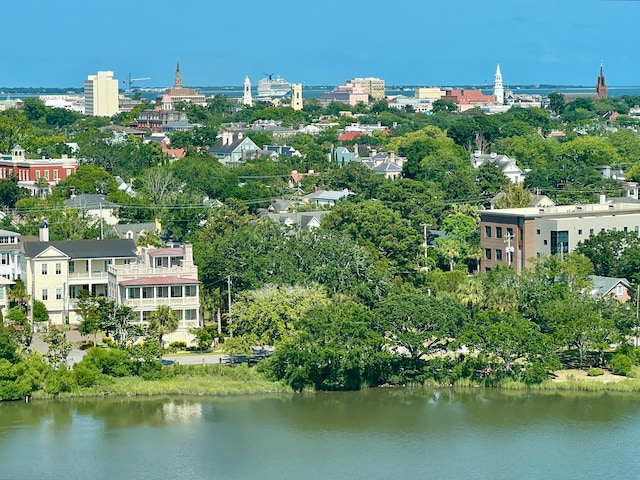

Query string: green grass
[33,364,288,399]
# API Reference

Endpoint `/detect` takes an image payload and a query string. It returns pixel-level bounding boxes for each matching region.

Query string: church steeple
[596,61,607,99]
[493,63,504,105]
[174,61,183,89]
[242,76,253,107]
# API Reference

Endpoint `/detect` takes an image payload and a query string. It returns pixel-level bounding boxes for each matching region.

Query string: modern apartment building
[480,200,640,274]
[84,71,119,117]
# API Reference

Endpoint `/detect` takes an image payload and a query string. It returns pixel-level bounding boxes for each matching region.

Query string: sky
[2,0,640,88]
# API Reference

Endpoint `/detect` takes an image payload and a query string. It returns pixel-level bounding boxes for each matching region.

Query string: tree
[76,290,100,345]
[189,326,214,353]
[8,279,29,310]
[96,299,141,348]
[44,327,73,368]
[267,302,389,391]
[376,293,467,368]
[0,178,29,208]
[5,307,31,347]
[548,92,565,115]
[32,300,49,325]
[226,284,329,344]
[436,237,463,271]
[431,99,458,114]
[462,310,552,376]
[148,305,179,349]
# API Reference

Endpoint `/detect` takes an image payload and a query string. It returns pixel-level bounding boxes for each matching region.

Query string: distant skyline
[3,0,640,88]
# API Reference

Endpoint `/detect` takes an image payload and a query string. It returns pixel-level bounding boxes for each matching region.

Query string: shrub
[587,367,605,377]
[73,361,101,387]
[168,341,187,352]
[44,369,76,394]
[102,337,116,348]
[609,353,632,376]
[82,347,133,377]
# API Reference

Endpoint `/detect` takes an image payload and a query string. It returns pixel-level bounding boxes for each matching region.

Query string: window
[56,288,62,300]
[69,261,75,273]
[496,227,503,239]
[42,289,48,301]
[496,249,503,261]
[142,311,151,322]
[578,229,582,235]
[485,248,492,260]
[1,253,8,265]
[184,309,197,321]
[171,286,183,297]
[507,227,514,238]
[616,285,624,296]
[104,260,111,271]
[44,170,50,180]
[155,257,164,268]
[537,229,541,235]
[128,287,141,299]
[55,262,62,275]
[54,170,59,180]
[550,230,569,255]
[485,226,492,238]
[66,169,71,177]
[185,285,197,297]
[0,288,4,300]
[41,263,48,275]
[590,229,595,235]
[157,286,169,298]
[624,226,628,233]
[544,240,548,245]
[35,170,40,179]
[142,287,154,299]
[636,226,639,234]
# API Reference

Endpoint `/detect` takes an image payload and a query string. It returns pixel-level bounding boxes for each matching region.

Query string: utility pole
[227,275,232,337]
[420,223,431,264]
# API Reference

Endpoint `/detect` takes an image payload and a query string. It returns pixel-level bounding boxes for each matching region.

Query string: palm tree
[438,238,462,271]
[8,279,30,311]
[457,277,486,311]
[148,305,179,349]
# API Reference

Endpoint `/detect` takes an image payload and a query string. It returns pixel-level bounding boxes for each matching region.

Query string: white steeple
[242,76,253,107]
[493,63,504,105]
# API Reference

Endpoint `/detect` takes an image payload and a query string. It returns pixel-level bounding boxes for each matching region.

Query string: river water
[1,388,639,480]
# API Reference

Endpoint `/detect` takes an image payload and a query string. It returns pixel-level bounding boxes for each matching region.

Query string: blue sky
[2,0,639,88]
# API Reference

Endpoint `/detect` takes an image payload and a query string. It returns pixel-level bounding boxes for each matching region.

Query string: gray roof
[302,190,354,202]
[589,275,631,297]
[113,222,157,239]
[208,136,258,155]
[22,239,137,259]
[64,194,118,210]
[266,211,330,229]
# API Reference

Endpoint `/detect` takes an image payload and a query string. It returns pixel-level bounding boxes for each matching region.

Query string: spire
[243,76,253,107]
[596,61,607,99]
[174,61,183,89]
[494,63,504,105]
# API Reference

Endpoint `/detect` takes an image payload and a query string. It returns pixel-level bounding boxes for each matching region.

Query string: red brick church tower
[596,62,607,99]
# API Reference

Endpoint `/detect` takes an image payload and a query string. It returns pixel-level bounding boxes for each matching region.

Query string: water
[1,388,639,480]
[2,71,634,476]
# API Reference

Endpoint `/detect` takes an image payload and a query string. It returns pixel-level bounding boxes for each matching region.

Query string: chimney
[39,220,49,242]
[490,152,497,159]
[183,243,194,264]
[473,150,481,157]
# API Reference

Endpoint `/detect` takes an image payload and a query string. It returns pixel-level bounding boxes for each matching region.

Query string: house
[335,146,357,166]
[108,244,200,345]
[0,229,38,280]
[355,151,405,180]
[301,189,354,207]
[489,192,555,209]
[260,145,302,159]
[64,194,119,226]
[266,211,330,230]
[19,225,138,324]
[208,132,259,167]
[588,275,631,303]
[0,276,14,318]
[112,221,160,243]
[162,120,195,133]
[471,151,526,184]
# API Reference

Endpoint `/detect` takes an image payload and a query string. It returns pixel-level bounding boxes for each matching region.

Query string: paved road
[163,354,228,365]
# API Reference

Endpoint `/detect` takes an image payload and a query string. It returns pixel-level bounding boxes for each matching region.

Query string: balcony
[68,271,108,281]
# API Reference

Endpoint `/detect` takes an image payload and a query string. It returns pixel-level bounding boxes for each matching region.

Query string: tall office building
[347,77,385,101]
[84,71,119,117]
[291,83,303,110]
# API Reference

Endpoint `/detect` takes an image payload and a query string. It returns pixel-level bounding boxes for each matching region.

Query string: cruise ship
[257,74,291,98]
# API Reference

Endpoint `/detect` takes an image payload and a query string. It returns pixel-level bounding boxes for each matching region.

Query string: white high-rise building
[242,76,253,107]
[493,64,504,105]
[84,71,119,117]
